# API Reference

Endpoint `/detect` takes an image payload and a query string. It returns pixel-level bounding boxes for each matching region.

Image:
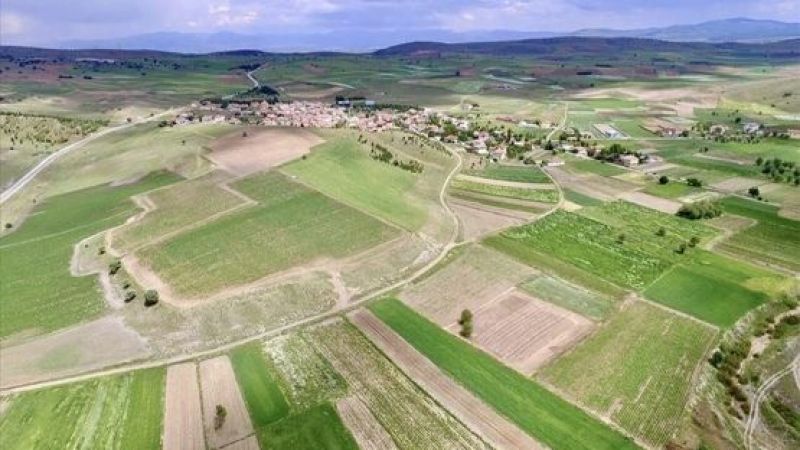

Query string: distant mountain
[572,18,800,43]
[52,18,800,53]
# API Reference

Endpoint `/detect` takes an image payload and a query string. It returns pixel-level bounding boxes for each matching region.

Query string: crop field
[644,251,776,327]
[541,301,717,448]
[199,356,255,448]
[717,196,800,272]
[110,172,247,252]
[617,191,682,214]
[463,163,550,183]
[0,171,179,338]
[400,244,536,326]
[0,368,165,450]
[282,132,430,231]
[310,319,487,449]
[163,363,205,450]
[230,344,291,428]
[519,275,616,320]
[643,181,701,199]
[450,178,559,203]
[260,403,359,450]
[563,188,605,207]
[138,171,396,298]
[370,298,639,450]
[567,159,628,177]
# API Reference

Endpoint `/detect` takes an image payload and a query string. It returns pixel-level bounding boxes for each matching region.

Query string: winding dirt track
[350,309,544,450]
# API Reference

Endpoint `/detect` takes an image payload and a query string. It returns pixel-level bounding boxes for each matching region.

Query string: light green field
[520,275,615,320]
[563,188,605,207]
[463,164,551,183]
[541,301,717,448]
[231,344,291,427]
[139,172,397,297]
[111,172,246,252]
[568,159,627,177]
[719,196,800,272]
[370,298,639,450]
[0,368,165,450]
[0,171,180,338]
[643,181,701,199]
[283,133,429,231]
[450,178,559,203]
[259,403,359,450]
[644,251,776,327]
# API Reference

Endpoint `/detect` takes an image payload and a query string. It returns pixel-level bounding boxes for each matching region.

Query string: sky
[1,0,799,47]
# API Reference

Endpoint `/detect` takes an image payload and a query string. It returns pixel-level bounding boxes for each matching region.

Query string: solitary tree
[144,289,159,307]
[689,236,700,247]
[658,175,669,185]
[459,309,473,338]
[617,233,626,244]
[656,227,666,237]
[214,405,227,430]
[108,260,122,275]
[748,186,760,198]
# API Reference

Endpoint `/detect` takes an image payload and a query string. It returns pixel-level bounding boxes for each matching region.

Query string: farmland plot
[450,178,559,203]
[520,275,615,320]
[198,356,255,448]
[137,172,396,298]
[0,368,165,450]
[336,397,398,450]
[163,363,205,450]
[541,301,717,448]
[309,319,488,449]
[208,127,324,176]
[463,164,550,183]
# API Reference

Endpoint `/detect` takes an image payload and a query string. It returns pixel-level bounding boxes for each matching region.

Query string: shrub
[124,291,137,303]
[458,308,473,338]
[748,186,760,198]
[658,175,669,185]
[214,405,227,430]
[108,260,122,275]
[687,178,703,187]
[144,289,159,307]
[676,201,722,220]
[656,227,666,237]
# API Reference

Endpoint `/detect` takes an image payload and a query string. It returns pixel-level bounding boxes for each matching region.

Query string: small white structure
[619,154,639,167]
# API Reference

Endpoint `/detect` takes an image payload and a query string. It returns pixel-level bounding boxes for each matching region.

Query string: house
[619,154,639,167]
[743,122,761,134]
[546,158,565,167]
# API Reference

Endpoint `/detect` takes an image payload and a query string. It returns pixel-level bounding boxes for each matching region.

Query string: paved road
[0,109,177,205]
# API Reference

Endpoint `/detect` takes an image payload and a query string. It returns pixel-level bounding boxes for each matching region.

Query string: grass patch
[370,298,639,450]
[451,178,559,203]
[0,368,165,450]
[643,181,700,199]
[0,171,180,338]
[231,343,291,427]
[259,402,358,450]
[541,301,717,447]
[463,164,550,183]
[520,275,615,320]
[568,159,627,177]
[140,172,396,297]
[563,188,605,207]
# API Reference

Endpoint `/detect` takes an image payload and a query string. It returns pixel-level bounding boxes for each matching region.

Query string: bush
[656,227,666,237]
[658,175,669,185]
[144,289,159,307]
[124,291,137,303]
[214,405,227,430]
[676,200,722,220]
[687,177,703,187]
[108,260,122,275]
[748,186,760,198]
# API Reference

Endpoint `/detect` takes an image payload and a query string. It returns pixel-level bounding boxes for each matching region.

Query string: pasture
[138,171,396,298]
[370,298,639,450]
[0,368,165,450]
[0,171,179,338]
[541,301,717,448]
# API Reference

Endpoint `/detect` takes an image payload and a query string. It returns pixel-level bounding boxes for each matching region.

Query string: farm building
[619,154,639,167]
[594,124,624,139]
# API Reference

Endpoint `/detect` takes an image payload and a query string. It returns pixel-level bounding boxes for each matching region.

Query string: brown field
[710,176,768,193]
[199,356,255,448]
[448,291,595,374]
[350,309,544,449]
[546,166,639,201]
[0,316,149,388]
[207,127,323,176]
[336,396,398,450]
[618,191,682,214]
[400,245,536,326]
[450,198,532,241]
[164,363,206,450]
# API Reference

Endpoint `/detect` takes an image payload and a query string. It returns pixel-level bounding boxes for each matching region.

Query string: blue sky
[1,0,799,46]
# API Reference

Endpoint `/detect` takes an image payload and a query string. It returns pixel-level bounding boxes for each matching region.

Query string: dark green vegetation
[139,171,396,297]
[677,200,723,220]
[464,164,550,183]
[718,196,800,272]
[259,403,358,450]
[0,368,165,450]
[644,251,776,327]
[563,188,605,207]
[0,171,180,337]
[230,344,290,427]
[370,298,639,450]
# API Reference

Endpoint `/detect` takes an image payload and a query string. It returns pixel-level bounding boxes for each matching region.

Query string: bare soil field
[163,363,206,450]
[711,176,769,193]
[351,309,544,449]
[450,198,532,241]
[546,166,638,201]
[575,86,720,117]
[456,174,555,190]
[450,291,595,374]
[0,316,149,388]
[208,127,324,176]
[336,396,398,450]
[198,356,255,448]
[618,191,682,214]
[400,244,536,326]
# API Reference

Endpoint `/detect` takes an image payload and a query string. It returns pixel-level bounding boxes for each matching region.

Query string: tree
[108,260,122,275]
[755,156,764,166]
[617,233,626,244]
[144,289,159,307]
[748,186,760,198]
[458,309,473,338]
[656,227,666,237]
[689,236,700,247]
[214,405,227,430]
[687,178,703,187]
[676,243,687,254]
[124,291,136,303]
[658,175,669,185]
[677,200,722,220]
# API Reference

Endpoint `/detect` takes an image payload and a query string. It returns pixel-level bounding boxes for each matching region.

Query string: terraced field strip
[370,298,640,450]
[163,363,205,450]
[336,396,398,450]
[199,356,255,448]
[541,301,718,448]
[451,178,559,203]
[463,164,551,183]
[310,320,488,449]
[351,309,544,449]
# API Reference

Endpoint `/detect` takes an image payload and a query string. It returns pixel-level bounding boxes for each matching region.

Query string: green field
[0,368,165,450]
[463,164,550,183]
[520,275,615,320]
[0,171,180,338]
[139,172,396,297]
[541,301,717,447]
[259,403,358,450]
[568,159,628,177]
[643,181,701,199]
[718,196,800,272]
[563,188,605,207]
[230,344,291,427]
[644,251,775,327]
[450,178,559,203]
[370,298,639,450]
[283,134,428,231]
